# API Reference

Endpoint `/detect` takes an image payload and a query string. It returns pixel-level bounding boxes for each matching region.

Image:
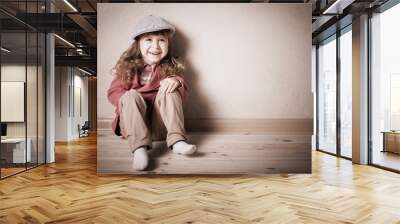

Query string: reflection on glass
[340,29,352,158]
[371,4,400,171]
[0,1,46,179]
[1,32,27,177]
[318,37,337,154]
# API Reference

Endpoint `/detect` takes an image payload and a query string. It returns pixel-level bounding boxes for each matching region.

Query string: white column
[46,33,55,163]
[45,0,55,163]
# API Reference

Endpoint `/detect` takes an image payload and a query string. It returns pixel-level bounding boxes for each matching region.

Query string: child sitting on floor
[107,15,196,171]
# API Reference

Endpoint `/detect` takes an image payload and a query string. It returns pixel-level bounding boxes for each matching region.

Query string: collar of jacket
[143,63,157,73]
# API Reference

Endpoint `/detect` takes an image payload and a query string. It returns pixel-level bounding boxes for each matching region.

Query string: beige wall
[98,3,312,121]
[55,67,68,141]
[54,67,90,141]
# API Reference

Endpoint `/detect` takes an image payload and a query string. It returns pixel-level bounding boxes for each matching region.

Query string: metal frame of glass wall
[0,0,47,179]
[316,24,353,161]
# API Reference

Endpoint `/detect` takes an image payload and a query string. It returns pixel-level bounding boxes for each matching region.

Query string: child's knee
[121,90,142,102]
[159,90,180,98]
[156,91,181,105]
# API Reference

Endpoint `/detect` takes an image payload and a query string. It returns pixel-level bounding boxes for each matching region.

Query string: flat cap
[131,15,175,40]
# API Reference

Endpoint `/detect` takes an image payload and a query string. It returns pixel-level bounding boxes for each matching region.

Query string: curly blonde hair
[113,30,184,84]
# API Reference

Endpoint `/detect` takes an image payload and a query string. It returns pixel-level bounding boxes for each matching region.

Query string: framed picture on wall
[97,3,313,174]
[1,81,25,122]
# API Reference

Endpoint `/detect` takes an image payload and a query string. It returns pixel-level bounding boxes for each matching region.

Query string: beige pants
[118,89,187,152]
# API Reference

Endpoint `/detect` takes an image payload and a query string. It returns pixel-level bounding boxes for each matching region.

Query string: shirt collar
[143,63,157,72]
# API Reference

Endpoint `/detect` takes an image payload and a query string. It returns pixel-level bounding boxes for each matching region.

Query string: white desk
[1,138,31,163]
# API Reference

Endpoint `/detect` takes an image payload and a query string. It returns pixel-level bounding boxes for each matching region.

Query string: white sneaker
[132,147,149,170]
[172,141,197,155]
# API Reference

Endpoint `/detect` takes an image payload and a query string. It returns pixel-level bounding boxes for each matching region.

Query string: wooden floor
[98,130,311,174]
[373,151,400,171]
[1,163,44,178]
[1,134,400,223]
[0,167,26,178]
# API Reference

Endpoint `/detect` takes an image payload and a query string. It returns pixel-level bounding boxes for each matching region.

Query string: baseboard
[98,118,312,133]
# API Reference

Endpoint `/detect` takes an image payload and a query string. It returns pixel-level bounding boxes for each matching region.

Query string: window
[370,2,400,171]
[317,25,353,159]
[340,28,352,158]
[317,36,337,154]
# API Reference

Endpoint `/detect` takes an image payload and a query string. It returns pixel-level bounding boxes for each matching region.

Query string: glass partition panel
[0,1,46,179]
[1,31,27,178]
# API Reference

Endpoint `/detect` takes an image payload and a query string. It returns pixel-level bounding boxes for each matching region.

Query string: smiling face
[138,33,169,65]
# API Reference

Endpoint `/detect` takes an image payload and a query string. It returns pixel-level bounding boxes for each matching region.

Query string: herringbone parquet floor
[1,134,400,224]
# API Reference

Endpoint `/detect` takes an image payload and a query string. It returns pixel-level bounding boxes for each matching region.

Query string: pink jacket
[107,64,187,136]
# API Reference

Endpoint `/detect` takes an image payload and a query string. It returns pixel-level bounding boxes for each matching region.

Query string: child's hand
[159,78,180,94]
